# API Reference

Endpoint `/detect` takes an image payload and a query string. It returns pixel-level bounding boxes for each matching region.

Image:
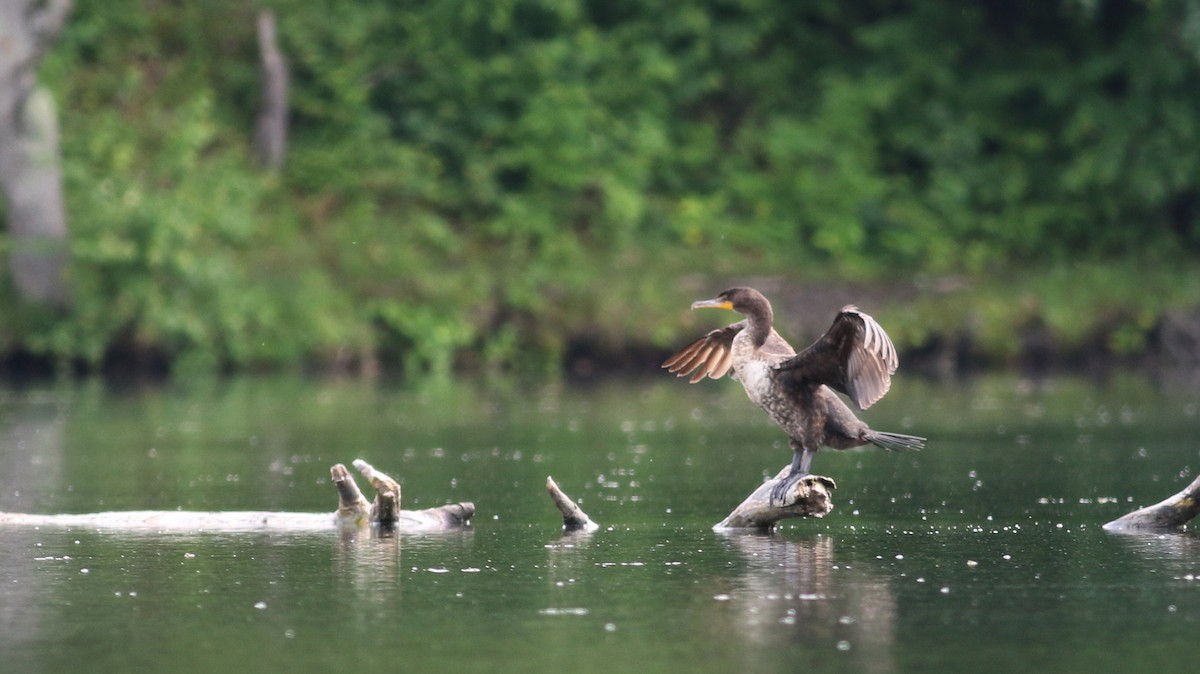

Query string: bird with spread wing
[663,287,925,506]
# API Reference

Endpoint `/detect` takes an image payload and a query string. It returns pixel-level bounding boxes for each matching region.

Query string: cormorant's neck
[743,298,773,348]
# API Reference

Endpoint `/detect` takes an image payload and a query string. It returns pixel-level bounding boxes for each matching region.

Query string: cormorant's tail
[865,431,925,452]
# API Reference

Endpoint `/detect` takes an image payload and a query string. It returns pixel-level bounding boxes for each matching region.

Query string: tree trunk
[0,0,72,307]
[254,9,289,172]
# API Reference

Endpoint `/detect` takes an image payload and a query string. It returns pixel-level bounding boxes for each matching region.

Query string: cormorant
[663,287,925,506]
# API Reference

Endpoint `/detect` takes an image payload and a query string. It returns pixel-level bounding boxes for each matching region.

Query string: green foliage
[5,0,1200,374]
[27,0,362,370]
[883,258,1200,366]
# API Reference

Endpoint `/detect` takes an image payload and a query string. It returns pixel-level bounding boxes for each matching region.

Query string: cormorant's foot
[769,471,808,508]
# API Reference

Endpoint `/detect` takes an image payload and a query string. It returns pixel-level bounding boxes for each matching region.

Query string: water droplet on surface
[538,608,589,616]
[254,601,268,610]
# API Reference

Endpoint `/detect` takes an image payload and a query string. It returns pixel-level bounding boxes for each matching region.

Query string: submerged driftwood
[0,459,473,533]
[1103,473,1200,533]
[715,467,836,531]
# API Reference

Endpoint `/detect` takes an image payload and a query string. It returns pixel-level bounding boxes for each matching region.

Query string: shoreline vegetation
[3,3,1200,381]
[4,263,1200,382]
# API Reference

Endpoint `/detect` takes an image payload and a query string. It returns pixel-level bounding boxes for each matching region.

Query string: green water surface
[1,373,1198,673]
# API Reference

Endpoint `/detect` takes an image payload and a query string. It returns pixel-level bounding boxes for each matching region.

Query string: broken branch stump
[546,476,599,532]
[1103,473,1200,533]
[349,459,402,526]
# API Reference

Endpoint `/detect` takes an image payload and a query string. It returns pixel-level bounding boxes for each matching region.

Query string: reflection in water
[332,527,477,618]
[545,529,598,592]
[0,530,48,662]
[333,527,407,602]
[0,395,66,511]
[1106,529,1200,568]
[0,399,65,660]
[714,534,896,673]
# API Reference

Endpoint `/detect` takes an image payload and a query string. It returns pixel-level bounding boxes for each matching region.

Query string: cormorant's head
[691,287,770,316]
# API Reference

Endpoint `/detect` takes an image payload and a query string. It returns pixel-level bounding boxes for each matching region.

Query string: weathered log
[1103,473,1200,533]
[546,476,599,532]
[714,467,836,531]
[0,459,473,533]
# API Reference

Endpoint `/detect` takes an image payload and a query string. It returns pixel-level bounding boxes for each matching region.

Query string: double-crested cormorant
[663,287,925,506]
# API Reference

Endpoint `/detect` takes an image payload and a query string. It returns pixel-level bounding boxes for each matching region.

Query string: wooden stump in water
[714,467,836,531]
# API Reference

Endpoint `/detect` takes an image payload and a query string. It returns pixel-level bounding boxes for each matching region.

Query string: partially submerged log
[1103,473,1200,533]
[546,476,599,532]
[714,467,836,531]
[0,459,473,534]
[541,468,833,533]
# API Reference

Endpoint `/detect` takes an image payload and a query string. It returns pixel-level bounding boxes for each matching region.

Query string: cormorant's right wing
[661,321,744,383]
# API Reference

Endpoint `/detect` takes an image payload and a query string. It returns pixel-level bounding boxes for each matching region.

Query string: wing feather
[678,343,714,375]
[710,347,734,379]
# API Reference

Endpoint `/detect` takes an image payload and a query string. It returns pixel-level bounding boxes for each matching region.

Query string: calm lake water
[2,372,1200,673]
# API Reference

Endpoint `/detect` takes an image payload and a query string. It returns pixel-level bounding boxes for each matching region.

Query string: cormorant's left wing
[662,321,744,383]
[773,306,898,409]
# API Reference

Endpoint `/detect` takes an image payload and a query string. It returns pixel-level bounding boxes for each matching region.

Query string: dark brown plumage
[663,287,924,505]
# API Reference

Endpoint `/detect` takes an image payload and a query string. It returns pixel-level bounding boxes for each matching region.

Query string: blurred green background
[4,0,1200,378]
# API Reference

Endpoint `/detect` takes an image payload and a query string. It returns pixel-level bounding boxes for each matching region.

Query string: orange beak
[691,298,733,311]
